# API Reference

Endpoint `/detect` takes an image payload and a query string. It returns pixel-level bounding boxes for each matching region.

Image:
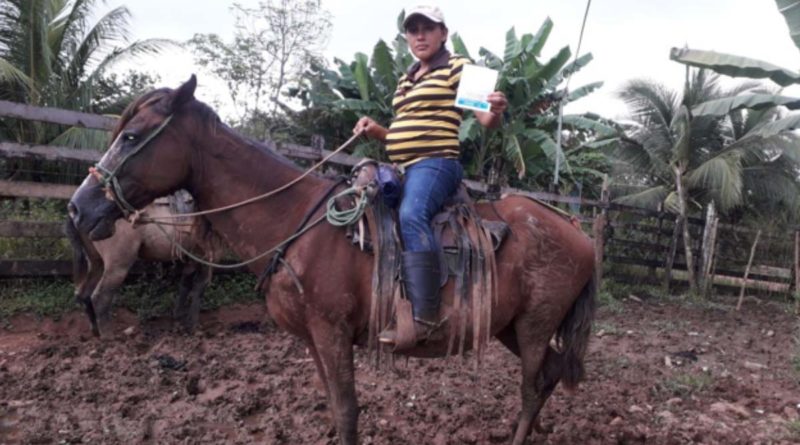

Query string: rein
[138,130,364,222]
[92,113,367,270]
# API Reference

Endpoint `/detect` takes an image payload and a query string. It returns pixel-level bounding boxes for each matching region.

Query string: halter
[92,115,174,217]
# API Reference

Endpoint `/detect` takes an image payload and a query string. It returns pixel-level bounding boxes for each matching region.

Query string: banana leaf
[450,33,471,59]
[528,17,553,57]
[353,53,371,101]
[776,0,800,54]
[567,81,603,103]
[692,93,800,116]
[750,113,800,137]
[558,114,619,138]
[371,40,396,96]
[503,27,522,63]
[503,133,526,178]
[670,47,800,86]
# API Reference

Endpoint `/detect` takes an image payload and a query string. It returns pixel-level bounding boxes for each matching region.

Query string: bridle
[90,114,174,218]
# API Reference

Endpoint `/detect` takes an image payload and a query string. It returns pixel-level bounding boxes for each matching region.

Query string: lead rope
[152,214,328,269]
[143,132,368,269]
[138,130,364,222]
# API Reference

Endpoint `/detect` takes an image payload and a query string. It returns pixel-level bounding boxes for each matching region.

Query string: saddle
[345,160,509,355]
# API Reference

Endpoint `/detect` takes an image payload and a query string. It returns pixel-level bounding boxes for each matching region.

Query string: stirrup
[378,318,443,346]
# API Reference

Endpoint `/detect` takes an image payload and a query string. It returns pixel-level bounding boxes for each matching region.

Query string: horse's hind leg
[308,321,358,445]
[510,314,556,445]
[497,324,561,436]
[175,262,208,332]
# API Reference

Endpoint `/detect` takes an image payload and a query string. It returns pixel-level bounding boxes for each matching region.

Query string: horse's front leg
[308,320,358,445]
[92,257,135,336]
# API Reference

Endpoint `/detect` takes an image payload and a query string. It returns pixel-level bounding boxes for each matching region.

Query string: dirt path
[0,297,798,444]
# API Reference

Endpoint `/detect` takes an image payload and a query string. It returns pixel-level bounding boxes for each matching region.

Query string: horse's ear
[170,74,197,112]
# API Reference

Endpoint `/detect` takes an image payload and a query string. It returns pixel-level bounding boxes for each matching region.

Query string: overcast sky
[105,0,800,119]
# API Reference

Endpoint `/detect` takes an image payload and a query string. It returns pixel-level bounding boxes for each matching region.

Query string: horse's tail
[64,216,88,289]
[555,270,596,390]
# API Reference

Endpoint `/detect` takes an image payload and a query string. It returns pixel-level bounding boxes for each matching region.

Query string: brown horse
[68,76,596,445]
[66,184,223,337]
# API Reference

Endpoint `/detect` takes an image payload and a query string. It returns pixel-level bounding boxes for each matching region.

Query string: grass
[787,420,800,441]
[0,278,76,318]
[654,372,713,398]
[592,321,621,336]
[1,197,68,222]
[0,271,261,321]
[1,197,72,260]
[596,280,670,314]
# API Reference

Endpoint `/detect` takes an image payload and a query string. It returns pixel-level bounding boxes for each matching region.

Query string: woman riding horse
[353,5,509,347]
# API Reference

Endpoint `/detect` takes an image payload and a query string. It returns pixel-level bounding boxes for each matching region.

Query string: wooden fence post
[663,215,682,293]
[737,229,762,311]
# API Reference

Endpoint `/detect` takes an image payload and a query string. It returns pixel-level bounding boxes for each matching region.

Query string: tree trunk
[674,165,697,294]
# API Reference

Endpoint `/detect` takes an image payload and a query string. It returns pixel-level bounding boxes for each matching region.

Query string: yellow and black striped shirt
[386,49,468,167]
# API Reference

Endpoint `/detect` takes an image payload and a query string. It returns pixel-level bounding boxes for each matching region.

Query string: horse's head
[69,75,199,240]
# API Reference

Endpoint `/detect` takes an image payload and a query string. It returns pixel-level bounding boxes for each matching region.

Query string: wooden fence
[2,100,798,299]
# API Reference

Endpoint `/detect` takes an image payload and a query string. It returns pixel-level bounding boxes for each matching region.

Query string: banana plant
[664,1,800,149]
[456,18,618,196]
[293,14,618,197]
[291,33,413,159]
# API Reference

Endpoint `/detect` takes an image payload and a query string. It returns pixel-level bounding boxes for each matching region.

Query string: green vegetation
[592,321,620,335]
[654,372,713,398]
[188,0,332,141]
[0,0,170,147]
[0,273,261,321]
[1,198,71,260]
[294,13,617,196]
[786,420,800,442]
[0,279,75,318]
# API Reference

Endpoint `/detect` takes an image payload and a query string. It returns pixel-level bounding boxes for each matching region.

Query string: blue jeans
[399,157,463,252]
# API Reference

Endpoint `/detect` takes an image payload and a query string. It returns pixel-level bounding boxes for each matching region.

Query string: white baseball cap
[403,5,446,29]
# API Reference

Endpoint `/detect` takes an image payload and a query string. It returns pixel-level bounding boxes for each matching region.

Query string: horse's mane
[112,87,221,140]
[114,86,323,178]
[112,88,171,140]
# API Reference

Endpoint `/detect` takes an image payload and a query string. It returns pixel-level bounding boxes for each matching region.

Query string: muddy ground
[0,295,798,444]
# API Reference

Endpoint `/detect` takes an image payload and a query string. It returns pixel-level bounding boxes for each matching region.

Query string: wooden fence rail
[1,100,797,298]
[0,100,115,130]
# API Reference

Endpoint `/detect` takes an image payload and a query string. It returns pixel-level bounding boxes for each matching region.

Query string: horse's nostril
[68,202,79,222]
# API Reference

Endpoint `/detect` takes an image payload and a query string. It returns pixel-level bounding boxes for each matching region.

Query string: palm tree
[613,69,800,291]
[0,0,170,146]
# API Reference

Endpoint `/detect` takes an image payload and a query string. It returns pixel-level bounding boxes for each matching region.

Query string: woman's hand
[487,91,508,116]
[476,91,508,129]
[353,117,388,142]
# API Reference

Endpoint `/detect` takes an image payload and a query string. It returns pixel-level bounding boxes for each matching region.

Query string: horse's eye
[123,132,138,143]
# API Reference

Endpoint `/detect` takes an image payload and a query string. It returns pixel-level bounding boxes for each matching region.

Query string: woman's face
[405,17,447,62]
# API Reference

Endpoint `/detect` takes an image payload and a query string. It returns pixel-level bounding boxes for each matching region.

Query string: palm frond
[685,153,743,212]
[64,6,133,87]
[613,185,669,210]
[617,79,679,135]
[50,126,109,150]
